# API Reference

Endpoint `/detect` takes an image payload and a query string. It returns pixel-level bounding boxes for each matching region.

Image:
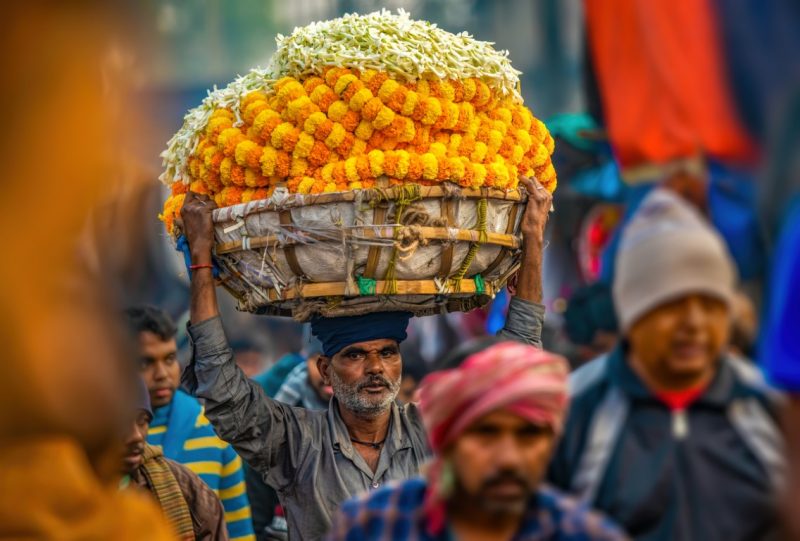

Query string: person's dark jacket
[548,345,784,541]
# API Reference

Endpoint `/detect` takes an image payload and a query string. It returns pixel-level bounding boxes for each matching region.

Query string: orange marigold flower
[407,154,423,180]
[234,140,259,168]
[315,119,334,142]
[361,97,384,121]
[383,151,399,177]
[275,151,290,178]
[356,155,372,179]
[172,182,188,195]
[302,76,325,94]
[231,164,246,186]
[364,72,388,94]
[332,163,347,184]
[337,133,356,157]
[386,88,406,111]
[308,141,331,166]
[282,128,300,153]
[341,110,360,132]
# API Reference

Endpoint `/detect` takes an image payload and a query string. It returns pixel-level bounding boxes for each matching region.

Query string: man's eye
[348,352,365,361]
[165,354,177,364]
[380,349,397,358]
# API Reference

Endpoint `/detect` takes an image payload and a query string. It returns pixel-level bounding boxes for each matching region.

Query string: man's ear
[317,355,332,385]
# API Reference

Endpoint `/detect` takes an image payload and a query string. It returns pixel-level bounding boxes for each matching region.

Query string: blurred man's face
[122,409,150,475]
[448,410,555,516]
[398,375,418,403]
[628,294,730,390]
[306,355,333,402]
[319,339,402,417]
[138,331,180,408]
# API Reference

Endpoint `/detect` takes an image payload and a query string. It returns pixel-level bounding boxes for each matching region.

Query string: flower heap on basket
[158,9,556,319]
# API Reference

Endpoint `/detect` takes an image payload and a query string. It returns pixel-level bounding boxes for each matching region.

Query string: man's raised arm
[179,191,307,481]
[497,177,551,348]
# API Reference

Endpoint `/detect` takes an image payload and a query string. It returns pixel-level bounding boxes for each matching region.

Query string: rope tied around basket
[449,197,489,292]
[379,184,423,295]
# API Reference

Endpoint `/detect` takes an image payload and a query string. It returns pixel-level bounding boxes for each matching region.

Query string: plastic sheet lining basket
[209,181,528,320]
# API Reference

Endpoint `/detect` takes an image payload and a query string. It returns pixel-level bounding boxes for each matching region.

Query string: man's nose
[494,436,525,469]
[363,353,385,374]
[152,360,168,380]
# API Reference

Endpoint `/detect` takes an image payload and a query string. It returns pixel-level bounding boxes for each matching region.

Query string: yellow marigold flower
[253,109,279,135]
[372,106,395,130]
[349,87,373,112]
[448,134,462,156]
[429,142,447,158]
[189,180,207,194]
[360,69,378,84]
[210,108,234,121]
[325,123,346,149]
[271,122,294,149]
[442,102,460,130]
[492,119,508,136]
[487,130,504,154]
[367,149,384,177]
[544,132,555,154]
[466,118,481,139]
[355,120,374,141]
[310,84,332,105]
[220,157,233,184]
[244,100,268,124]
[260,146,278,176]
[290,157,309,176]
[492,107,512,125]
[416,80,430,97]
[244,169,262,188]
[438,81,455,102]
[448,156,465,181]
[298,176,316,194]
[532,143,549,167]
[304,111,327,135]
[286,96,313,122]
[530,117,547,144]
[471,141,488,162]
[473,163,487,184]
[392,149,409,179]
[511,144,524,163]
[490,162,510,188]
[351,138,368,155]
[293,132,315,159]
[206,116,233,138]
[321,163,335,184]
[334,74,358,96]
[516,129,532,152]
[348,181,364,190]
[328,100,349,122]
[234,140,258,167]
[420,153,438,180]
[398,117,416,143]
[345,157,360,183]
[323,182,338,193]
[421,97,441,125]
[276,80,305,106]
[401,91,419,116]
[462,79,477,101]
[378,79,401,102]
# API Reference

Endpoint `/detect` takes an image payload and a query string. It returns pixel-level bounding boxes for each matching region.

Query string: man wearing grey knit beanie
[549,188,784,541]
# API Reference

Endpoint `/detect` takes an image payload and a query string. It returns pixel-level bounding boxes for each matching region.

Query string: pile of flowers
[160,9,556,235]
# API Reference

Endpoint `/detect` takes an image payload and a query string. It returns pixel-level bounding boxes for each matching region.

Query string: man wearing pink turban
[326,341,628,541]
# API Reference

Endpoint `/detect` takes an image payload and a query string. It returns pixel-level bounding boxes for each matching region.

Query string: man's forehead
[138,331,177,353]
[468,409,542,429]
[343,338,398,349]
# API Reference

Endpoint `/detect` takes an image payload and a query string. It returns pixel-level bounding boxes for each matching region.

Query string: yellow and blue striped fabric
[148,390,254,541]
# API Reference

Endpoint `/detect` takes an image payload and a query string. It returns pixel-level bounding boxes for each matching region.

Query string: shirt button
[372,482,380,489]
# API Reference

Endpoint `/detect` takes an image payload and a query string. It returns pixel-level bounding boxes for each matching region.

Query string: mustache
[480,471,531,492]
[356,375,393,391]
[125,443,144,456]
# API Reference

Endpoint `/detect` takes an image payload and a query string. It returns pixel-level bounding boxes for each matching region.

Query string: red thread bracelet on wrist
[189,263,213,270]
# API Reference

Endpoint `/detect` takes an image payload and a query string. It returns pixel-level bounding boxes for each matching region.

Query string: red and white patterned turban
[417,341,570,534]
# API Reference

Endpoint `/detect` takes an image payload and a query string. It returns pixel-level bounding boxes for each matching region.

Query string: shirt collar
[609,343,738,408]
[328,399,413,458]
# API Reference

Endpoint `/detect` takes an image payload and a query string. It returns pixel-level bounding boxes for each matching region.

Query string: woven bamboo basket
[208,181,528,320]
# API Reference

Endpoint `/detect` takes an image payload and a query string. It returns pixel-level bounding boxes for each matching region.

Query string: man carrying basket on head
[179,175,551,540]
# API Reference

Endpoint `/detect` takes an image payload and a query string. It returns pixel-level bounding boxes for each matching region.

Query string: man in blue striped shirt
[127,305,255,541]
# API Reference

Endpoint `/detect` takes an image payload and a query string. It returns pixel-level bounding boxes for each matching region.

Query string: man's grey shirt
[182,297,545,540]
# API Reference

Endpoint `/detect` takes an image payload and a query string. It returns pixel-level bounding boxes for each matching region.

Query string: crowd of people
[88,172,789,541]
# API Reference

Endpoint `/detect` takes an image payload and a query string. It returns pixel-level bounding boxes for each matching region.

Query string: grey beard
[329,370,400,418]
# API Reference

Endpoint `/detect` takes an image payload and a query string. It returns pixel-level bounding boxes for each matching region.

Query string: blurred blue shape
[486,287,509,335]
[760,198,800,390]
[571,161,627,202]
